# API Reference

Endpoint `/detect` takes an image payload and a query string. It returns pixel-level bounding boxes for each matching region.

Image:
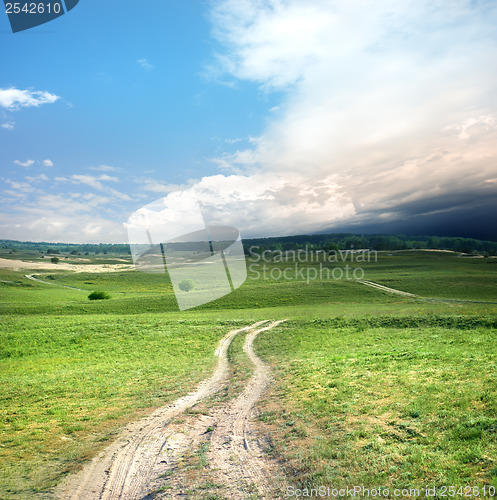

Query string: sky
[1,0,497,243]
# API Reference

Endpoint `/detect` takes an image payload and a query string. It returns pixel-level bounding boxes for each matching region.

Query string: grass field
[0,249,496,497]
[256,317,497,490]
[0,313,239,497]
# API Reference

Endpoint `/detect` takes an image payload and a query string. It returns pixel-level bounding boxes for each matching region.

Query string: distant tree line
[0,240,131,255]
[2,233,497,257]
[242,233,497,256]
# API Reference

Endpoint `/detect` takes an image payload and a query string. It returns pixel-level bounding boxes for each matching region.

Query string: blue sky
[1,0,497,242]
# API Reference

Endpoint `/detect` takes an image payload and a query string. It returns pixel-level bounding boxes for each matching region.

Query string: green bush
[88,291,111,301]
[178,279,195,292]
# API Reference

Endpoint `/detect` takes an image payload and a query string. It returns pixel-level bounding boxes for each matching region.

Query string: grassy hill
[0,245,496,497]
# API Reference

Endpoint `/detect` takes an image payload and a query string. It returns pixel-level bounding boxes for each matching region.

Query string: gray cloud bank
[196,0,497,240]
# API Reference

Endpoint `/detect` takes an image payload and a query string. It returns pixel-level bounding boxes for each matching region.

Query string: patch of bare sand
[0,257,133,273]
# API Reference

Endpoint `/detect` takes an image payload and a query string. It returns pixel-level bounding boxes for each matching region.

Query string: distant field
[363,251,497,301]
[0,249,496,497]
[2,249,497,314]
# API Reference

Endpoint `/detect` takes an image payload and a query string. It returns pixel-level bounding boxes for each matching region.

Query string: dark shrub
[88,290,111,301]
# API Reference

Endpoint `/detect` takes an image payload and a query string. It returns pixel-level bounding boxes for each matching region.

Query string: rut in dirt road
[208,320,287,499]
[56,320,271,500]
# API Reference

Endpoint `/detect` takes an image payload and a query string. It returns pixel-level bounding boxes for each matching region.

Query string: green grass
[0,313,240,498]
[2,250,496,316]
[0,249,496,497]
[360,251,497,301]
[256,318,497,489]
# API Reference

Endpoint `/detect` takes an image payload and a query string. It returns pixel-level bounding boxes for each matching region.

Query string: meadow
[256,317,497,490]
[0,248,496,497]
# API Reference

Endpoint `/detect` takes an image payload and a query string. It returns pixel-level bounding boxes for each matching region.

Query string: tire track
[208,320,287,499]
[25,274,88,291]
[56,320,270,500]
[356,279,418,298]
[357,279,497,304]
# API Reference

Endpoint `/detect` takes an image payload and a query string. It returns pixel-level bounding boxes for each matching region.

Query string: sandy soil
[56,320,287,500]
[0,257,133,273]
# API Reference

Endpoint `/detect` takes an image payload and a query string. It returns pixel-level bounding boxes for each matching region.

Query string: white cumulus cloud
[69,174,119,190]
[14,159,35,168]
[0,88,60,110]
[137,172,354,238]
[25,174,49,182]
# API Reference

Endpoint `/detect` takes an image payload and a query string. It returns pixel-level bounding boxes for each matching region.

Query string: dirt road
[25,274,88,291]
[356,279,418,298]
[207,321,286,499]
[357,279,497,304]
[57,320,286,499]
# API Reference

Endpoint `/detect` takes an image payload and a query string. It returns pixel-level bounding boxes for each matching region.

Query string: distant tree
[178,279,195,292]
[327,242,339,252]
[50,257,59,264]
[427,237,440,249]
